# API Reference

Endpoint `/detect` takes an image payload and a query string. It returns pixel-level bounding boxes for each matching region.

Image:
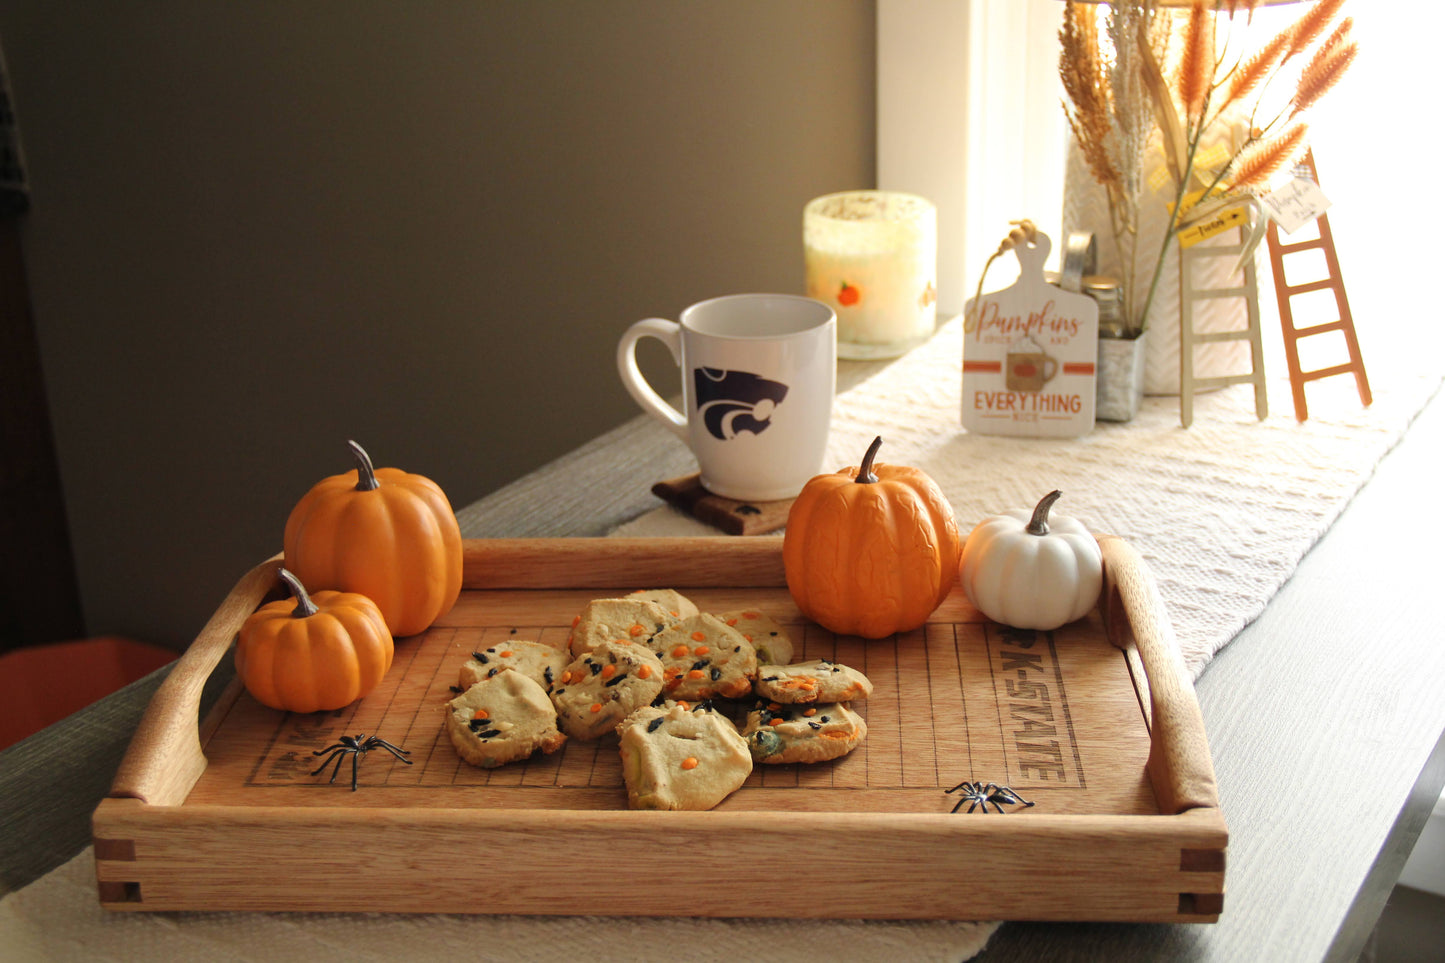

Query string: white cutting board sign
[961,230,1097,437]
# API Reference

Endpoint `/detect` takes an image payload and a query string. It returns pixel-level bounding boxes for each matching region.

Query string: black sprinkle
[487,647,496,653]
[690,659,709,671]
[710,667,722,681]
[475,728,500,739]
[604,673,627,687]
[647,717,665,733]
[808,722,822,730]
[733,645,741,653]
[820,715,831,722]
[486,668,499,678]
[544,667,554,686]
[589,661,602,675]
[473,652,489,664]
[762,675,779,682]
[448,685,463,695]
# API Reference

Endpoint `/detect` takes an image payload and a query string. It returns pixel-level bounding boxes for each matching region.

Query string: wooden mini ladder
[1178,225,1269,428]
[1264,150,1371,422]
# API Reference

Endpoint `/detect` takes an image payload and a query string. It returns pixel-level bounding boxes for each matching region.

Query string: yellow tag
[1170,189,1249,248]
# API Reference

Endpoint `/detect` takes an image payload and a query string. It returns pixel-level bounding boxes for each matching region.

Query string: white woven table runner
[5,317,1438,962]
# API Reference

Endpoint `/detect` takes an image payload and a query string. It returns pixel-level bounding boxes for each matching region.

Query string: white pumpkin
[959,490,1103,631]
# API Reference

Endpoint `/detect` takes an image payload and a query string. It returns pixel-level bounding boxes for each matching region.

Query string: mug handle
[616,318,688,441]
[1042,355,1059,383]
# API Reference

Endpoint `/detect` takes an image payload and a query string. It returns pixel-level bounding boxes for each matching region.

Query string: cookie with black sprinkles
[715,609,795,666]
[550,640,665,740]
[458,639,568,693]
[626,588,699,621]
[616,700,752,810]
[568,597,673,659]
[445,671,567,769]
[753,659,872,704]
[741,700,867,764]
[649,613,758,701]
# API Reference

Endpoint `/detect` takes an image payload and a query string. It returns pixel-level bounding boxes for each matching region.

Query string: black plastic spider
[945,780,1036,814]
[310,733,413,791]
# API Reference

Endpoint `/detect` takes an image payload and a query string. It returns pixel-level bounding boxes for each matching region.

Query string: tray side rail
[94,801,1227,921]
[461,536,787,589]
[106,554,284,807]
[1098,535,1221,816]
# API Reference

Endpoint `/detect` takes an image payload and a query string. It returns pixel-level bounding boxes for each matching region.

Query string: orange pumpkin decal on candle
[837,281,861,306]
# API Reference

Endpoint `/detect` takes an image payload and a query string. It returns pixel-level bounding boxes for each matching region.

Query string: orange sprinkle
[589,703,603,714]
[669,610,680,617]
[690,631,706,642]
[768,702,782,712]
[803,707,817,716]
[571,615,581,627]
[742,634,754,643]
[768,718,784,727]
[726,618,738,626]
[671,645,690,659]
[638,664,653,679]
[687,669,706,680]
[693,645,710,657]
[499,650,513,658]
[677,701,690,710]
[601,664,617,679]
[681,757,699,770]
[629,623,645,637]
[472,708,489,720]
[560,671,573,684]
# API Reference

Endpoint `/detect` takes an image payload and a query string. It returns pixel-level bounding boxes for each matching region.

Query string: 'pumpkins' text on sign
[961,230,1097,438]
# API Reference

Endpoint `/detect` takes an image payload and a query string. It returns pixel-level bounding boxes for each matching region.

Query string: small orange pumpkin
[283,440,463,637]
[236,568,394,713]
[783,436,962,639]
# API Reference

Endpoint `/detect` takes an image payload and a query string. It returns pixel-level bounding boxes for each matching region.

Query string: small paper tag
[1172,190,1250,249]
[1259,177,1331,234]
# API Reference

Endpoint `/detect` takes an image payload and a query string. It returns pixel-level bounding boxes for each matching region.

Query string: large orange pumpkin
[236,568,394,713]
[283,440,463,637]
[783,436,962,639]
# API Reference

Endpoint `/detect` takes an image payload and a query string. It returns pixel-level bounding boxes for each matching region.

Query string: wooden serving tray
[92,536,1226,921]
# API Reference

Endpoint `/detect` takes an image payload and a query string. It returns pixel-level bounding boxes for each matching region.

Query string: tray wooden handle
[1098,534,1220,815]
[108,554,283,806]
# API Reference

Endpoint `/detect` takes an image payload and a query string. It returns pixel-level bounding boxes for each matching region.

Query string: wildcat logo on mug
[617,294,836,502]
[694,367,789,441]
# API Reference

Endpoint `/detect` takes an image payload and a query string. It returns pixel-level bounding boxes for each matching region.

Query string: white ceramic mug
[617,293,836,502]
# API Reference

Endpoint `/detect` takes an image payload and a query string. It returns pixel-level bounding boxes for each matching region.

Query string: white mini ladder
[1263,150,1371,422]
[1178,226,1269,428]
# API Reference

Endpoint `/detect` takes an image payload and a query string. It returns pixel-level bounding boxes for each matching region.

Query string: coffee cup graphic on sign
[1005,336,1058,393]
[617,294,835,502]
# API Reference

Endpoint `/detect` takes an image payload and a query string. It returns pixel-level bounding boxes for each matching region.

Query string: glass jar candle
[803,190,938,359]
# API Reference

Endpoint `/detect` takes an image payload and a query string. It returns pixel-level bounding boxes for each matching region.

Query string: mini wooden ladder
[1264,150,1371,422]
[1178,225,1268,428]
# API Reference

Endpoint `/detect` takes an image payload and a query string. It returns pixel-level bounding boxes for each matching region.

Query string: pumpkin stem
[854,435,884,484]
[347,439,381,492]
[1026,490,1064,536]
[278,568,320,618]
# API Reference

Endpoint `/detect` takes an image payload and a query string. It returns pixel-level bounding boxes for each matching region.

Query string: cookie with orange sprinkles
[753,659,872,704]
[648,613,758,701]
[741,700,867,764]
[550,640,666,740]
[626,588,699,620]
[568,597,673,659]
[715,608,794,666]
[458,639,568,693]
[445,671,567,769]
[617,700,752,810]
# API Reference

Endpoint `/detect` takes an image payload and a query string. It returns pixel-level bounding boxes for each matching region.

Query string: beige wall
[0,2,876,647]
